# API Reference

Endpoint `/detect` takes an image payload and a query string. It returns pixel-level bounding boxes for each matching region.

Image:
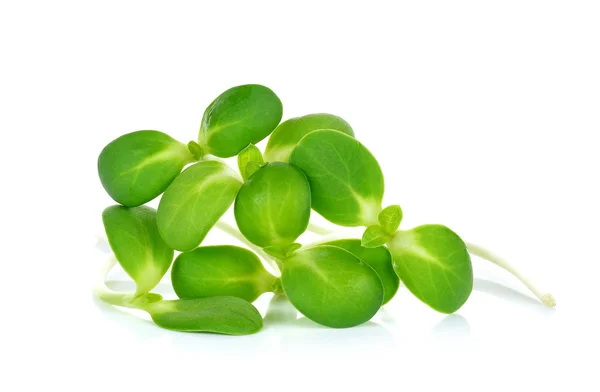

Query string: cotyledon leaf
[290,129,384,227]
[171,245,279,303]
[102,205,174,296]
[145,297,263,335]
[324,239,399,305]
[387,224,473,313]
[157,160,242,251]
[281,245,384,328]
[98,130,195,207]
[198,84,283,158]
[234,162,311,248]
[264,113,354,163]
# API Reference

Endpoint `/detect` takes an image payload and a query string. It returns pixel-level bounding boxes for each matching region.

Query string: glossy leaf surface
[198,84,283,158]
[281,246,384,328]
[172,246,277,303]
[234,162,310,248]
[98,130,193,207]
[387,224,473,313]
[324,239,399,305]
[264,113,354,162]
[290,130,384,227]
[147,297,263,335]
[157,161,242,251]
[102,205,174,295]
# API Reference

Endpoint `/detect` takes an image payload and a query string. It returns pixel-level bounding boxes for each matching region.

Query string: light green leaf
[198,84,283,158]
[281,245,384,328]
[157,161,242,251]
[102,205,174,296]
[98,131,194,207]
[263,243,302,259]
[361,225,391,248]
[378,205,402,234]
[264,113,354,162]
[290,130,384,227]
[171,246,278,303]
[146,297,263,335]
[324,239,399,305]
[237,144,264,181]
[234,162,310,248]
[387,224,473,313]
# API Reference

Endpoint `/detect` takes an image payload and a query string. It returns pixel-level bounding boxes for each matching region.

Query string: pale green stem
[466,242,556,307]
[92,257,137,308]
[307,222,334,235]
[214,220,281,276]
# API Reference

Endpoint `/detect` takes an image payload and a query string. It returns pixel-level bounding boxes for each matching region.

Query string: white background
[1,1,599,391]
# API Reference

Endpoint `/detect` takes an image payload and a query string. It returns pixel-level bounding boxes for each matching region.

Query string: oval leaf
[378,205,402,234]
[264,113,354,162]
[290,129,384,227]
[237,144,264,181]
[198,84,283,158]
[282,245,384,328]
[102,205,174,295]
[146,297,263,335]
[234,162,310,248]
[172,245,277,303]
[324,239,399,305]
[157,161,242,251]
[98,131,194,207]
[387,224,473,313]
[361,225,391,248]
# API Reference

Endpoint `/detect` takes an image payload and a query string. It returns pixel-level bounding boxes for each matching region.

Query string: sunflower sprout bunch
[96,84,555,335]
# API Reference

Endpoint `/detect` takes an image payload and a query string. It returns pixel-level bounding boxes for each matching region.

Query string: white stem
[466,242,556,307]
[214,220,281,275]
[92,257,135,307]
[307,223,334,235]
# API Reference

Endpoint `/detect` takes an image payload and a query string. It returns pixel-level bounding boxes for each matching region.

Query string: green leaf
[324,239,399,305]
[361,225,391,248]
[102,205,174,295]
[387,224,473,313]
[264,113,354,162]
[234,162,310,248]
[157,161,242,251]
[237,144,264,181]
[98,130,194,207]
[171,246,277,303]
[263,243,302,259]
[290,130,384,227]
[378,205,402,234]
[187,141,205,160]
[146,297,263,335]
[281,245,384,328]
[198,84,283,158]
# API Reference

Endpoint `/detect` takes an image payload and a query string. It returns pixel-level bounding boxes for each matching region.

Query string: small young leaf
[146,297,263,335]
[387,225,473,313]
[102,205,174,295]
[234,162,310,248]
[172,246,277,303]
[290,130,384,227]
[187,141,205,160]
[98,130,194,207]
[361,225,391,248]
[281,245,384,328]
[238,144,264,181]
[157,161,242,251]
[263,243,302,259]
[378,205,402,234]
[244,161,263,179]
[324,239,399,305]
[264,113,354,162]
[198,84,283,158]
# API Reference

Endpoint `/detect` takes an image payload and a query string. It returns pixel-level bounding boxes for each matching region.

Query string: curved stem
[214,220,281,276]
[466,242,556,307]
[92,257,137,308]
